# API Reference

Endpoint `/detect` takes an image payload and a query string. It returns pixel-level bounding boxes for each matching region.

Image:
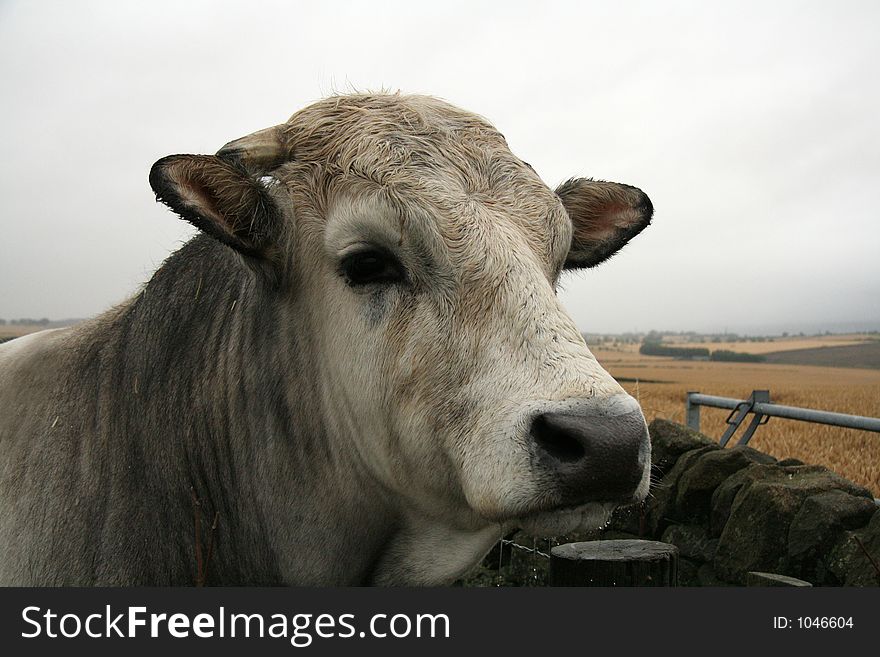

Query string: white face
[287,176,651,537]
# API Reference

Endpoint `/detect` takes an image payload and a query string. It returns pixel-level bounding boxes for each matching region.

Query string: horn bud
[216,124,290,173]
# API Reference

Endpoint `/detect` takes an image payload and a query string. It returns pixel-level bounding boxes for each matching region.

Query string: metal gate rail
[685,389,880,446]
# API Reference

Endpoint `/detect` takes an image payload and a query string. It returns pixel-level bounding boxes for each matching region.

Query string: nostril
[528,402,649,504]
[531,413,586,463]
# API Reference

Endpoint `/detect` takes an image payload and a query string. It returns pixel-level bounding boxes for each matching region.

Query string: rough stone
[746,571,812,587]
[675,446,776,524]
[788,490,878,584]
[602,421,880,589]
[648,418,717,476]
[608,502,646,536]
[647,445,720,537]
[826,508,880,587]
[714,481,800,583]
[697,562,733,587]
[713,467,873,584]
[600,530,643,541]
[661,524,718,562]
[709,463,871,539]
[678,557,700,586]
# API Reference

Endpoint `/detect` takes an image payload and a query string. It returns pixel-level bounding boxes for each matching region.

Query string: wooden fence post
[550,540,679,587]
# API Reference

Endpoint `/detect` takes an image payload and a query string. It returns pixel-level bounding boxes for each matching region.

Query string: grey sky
[1,0,878,334]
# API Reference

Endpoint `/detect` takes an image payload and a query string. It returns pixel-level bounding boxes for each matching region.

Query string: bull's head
[150,94,652,581]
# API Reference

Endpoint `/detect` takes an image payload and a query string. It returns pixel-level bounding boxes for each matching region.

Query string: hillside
[763,342,880,370]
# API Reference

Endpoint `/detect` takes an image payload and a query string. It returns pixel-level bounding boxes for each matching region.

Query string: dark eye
[339,248,405,286]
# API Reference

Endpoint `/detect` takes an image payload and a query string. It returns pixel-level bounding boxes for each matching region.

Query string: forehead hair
[278,93,569,261]
[281,94,546,196]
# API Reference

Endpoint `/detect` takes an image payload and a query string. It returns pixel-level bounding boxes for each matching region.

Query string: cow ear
[556,178,653,269]
[149,154,281,258]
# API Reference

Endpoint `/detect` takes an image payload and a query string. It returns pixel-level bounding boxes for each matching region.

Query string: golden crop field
[661,333,871,355]
[0,324,50,340]
[591,343,880,495]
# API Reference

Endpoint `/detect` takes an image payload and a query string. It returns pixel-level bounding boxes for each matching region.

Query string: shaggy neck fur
[0,236,405,585]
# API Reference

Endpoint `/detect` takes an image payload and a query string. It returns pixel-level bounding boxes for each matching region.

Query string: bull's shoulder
[0,318,120,415]
[0,328,77,431]
[0,327,70,371]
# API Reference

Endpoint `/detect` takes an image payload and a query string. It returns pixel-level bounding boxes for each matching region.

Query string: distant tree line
[639,342,711,359]
[640,334,766,362]
[709,349,766,362]
[0,318,50,326]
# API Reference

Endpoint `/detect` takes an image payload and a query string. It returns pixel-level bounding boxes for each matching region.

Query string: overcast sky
[1,0,878,334]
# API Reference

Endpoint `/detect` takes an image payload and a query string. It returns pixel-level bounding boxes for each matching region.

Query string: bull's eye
[339,248,404,286]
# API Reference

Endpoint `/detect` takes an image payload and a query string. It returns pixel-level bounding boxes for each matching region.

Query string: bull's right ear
[149,154,280,258]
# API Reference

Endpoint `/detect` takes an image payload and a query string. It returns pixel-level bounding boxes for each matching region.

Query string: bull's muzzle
[530,395,649,504]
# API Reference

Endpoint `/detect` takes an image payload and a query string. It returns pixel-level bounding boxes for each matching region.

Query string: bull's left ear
[556,178,653,269]
[149,154,280,259]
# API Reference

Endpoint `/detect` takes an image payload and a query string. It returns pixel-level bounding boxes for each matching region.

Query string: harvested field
[763,341,880,369]
[0,324,45,340]
[663,333,876,355]
[590,344,880,495]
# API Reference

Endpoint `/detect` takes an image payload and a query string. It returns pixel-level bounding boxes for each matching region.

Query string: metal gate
[685,389,880,446]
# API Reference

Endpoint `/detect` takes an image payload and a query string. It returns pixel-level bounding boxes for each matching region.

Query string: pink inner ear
[176,178,219,219]
[171,170,237,240]
[576,205,639,244]
[557,178,651,267]
[151,153,276,256]
[605,204,641,228]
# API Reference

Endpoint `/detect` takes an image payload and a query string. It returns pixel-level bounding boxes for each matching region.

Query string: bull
[0,94,652,585]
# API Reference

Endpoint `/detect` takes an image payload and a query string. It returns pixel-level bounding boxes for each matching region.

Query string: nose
[529,395,649,503]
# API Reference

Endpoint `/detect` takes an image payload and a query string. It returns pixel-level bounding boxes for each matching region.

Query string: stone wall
[606,419,880,586]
